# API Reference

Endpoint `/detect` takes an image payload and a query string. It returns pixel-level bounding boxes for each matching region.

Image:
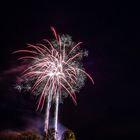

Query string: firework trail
[14,27,94,139]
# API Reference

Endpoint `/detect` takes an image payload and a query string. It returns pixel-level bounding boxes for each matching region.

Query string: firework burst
[14,27,94,139]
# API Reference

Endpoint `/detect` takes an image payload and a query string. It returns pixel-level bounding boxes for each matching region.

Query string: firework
[14,27,94,139]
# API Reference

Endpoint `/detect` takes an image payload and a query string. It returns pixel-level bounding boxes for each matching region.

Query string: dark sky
[0,1,139,139]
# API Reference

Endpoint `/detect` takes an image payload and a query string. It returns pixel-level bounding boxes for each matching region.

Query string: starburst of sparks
[14,27,94,111]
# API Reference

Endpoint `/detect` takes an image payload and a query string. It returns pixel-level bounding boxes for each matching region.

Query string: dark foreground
[0,131,42,140]
[0,130,76,140]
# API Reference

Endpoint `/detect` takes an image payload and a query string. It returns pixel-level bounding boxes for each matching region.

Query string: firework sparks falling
[14,27,94,139]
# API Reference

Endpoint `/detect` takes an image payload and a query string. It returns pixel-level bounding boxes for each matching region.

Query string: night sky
[0,1,139,140]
